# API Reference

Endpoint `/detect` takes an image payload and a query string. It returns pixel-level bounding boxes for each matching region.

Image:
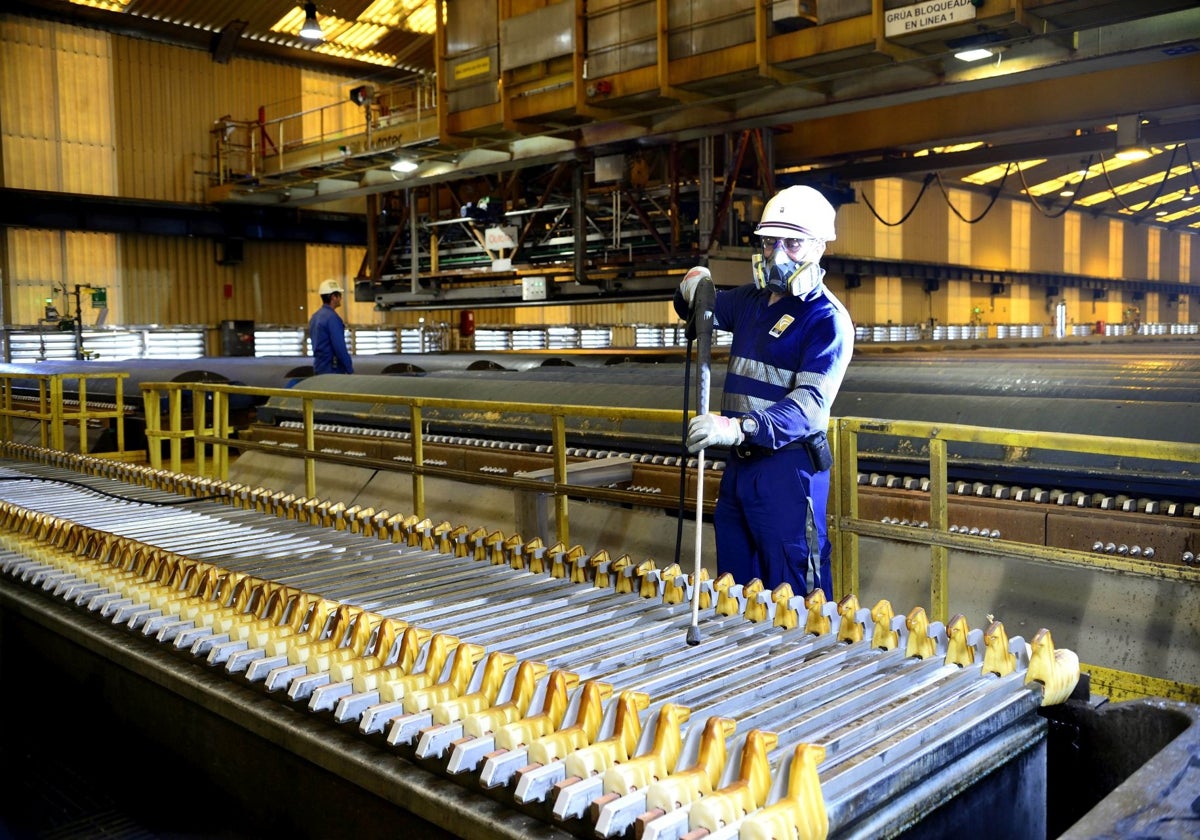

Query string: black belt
[731,440,805,460]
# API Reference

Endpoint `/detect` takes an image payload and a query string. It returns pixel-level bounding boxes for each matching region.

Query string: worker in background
[309,278,354,374]
[675,185,854,600]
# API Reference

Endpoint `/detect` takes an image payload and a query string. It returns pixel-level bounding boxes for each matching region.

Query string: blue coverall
[309,304,354,374]
[675,280,853,598]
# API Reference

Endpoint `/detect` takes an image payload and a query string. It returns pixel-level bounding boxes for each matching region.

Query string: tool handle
[686,274,715,645]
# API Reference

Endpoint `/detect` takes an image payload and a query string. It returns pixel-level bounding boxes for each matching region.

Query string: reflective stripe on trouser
[712,446,832,599]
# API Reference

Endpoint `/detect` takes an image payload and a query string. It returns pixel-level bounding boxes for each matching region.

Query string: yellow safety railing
[0,371,129,455]
[142,379,1200,590]
[138,380,1200,586]
[139,380,685,549]
[7,378,1197,703]
[830,417,1200,618]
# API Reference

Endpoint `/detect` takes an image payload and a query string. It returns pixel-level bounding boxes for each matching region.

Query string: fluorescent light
[299,3,323,40]
[1114,146,1152,162]
[390,158,419,173]
[1113,114,1152,162]
[954,48,994,62]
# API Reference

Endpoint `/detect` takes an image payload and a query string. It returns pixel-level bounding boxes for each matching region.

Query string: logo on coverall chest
[769,314,795,337]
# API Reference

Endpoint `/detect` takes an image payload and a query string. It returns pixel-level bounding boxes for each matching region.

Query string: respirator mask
[751,237,825,297]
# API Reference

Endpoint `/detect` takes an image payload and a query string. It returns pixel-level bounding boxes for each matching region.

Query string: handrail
[3,377,1197,702]
[830,416,1200,623]
[0,371,129,455]
[139,380,685,549]
[137,379,1200,618]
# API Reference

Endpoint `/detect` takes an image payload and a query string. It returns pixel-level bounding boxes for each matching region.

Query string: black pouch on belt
[805,430,833,471]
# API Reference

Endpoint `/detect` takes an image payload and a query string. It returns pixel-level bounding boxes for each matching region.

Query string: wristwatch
[739,416,759,438]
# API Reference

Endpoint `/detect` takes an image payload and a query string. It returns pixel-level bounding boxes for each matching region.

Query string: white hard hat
[754,185,837,241]
[319,278,344,295]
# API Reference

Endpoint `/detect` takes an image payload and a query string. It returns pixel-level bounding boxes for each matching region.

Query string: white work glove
[686,413,744,453]
[679,266,710,305]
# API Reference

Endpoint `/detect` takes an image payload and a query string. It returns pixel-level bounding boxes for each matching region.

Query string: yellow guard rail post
[830,416,1200,622]
[0,370,129,456]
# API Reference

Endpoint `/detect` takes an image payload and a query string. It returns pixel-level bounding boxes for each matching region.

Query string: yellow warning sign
[454,56,491,81]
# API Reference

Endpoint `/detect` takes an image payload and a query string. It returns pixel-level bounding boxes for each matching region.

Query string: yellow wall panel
[1078,215,1110,278]
[873,180,906,260]
[1008,284,1035,323]
[56,30,112,146]
[829,279,870,326]
[114,39,212,201]
[2,29,63,190]
[944,187,972,267]
[308,242,372,325]
[971,283,1006,325]
[1029,209,1065,274]
[2,137,54,190]
[1,25,60,143]
[64,231,120,323]
[1124,224,1149,282]
[970,194,1015,272]
[3,228,63,325]
[105,37,346,203]
[1061,214,1081,276]
[1147,229,1163,283]
[379,309,434,328]
[943,278,974,325]
[870,276,904,325]
[1008,201,1031,272]
[113,236,310,327]
[900,278,934,327]
[833,183,875,256]
[898,180,942,264]
[0,229,116,329]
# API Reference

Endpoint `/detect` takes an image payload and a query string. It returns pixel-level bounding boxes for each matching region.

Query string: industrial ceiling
[10,0,1200,235]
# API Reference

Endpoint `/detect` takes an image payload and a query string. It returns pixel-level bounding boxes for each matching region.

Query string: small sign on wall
[884,0,977,37]
[454,56,491,81]
[485,226,517,250]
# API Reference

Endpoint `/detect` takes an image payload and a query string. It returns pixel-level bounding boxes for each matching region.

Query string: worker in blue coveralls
[675,185,854,600]
[309,278,354,374]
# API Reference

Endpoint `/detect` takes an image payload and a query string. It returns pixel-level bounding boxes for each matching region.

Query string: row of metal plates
[0,453,1060,840]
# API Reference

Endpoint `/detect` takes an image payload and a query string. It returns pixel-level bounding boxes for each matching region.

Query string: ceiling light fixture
[390,157,419,173]
[947,29,1004,63]
[1060,166,1090,198]
[1114,114,1152,162]
[299,3,323,41]
[1115,146,1152,162]
[954,47,994,62]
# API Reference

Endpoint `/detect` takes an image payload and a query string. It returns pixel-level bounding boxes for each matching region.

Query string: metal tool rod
[687,273,716,647]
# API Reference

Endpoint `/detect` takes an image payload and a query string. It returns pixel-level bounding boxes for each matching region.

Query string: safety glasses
[758,236,814,253]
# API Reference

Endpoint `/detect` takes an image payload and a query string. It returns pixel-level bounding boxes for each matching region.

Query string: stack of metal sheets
[0,450,1078,839]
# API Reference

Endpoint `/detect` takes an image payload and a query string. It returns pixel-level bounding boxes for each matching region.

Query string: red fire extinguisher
[459,310,475,338]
